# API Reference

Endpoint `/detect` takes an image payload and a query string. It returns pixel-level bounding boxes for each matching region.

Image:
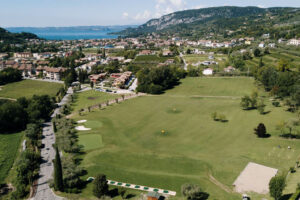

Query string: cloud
[257,5,266,8]
[122,12,129,19]
[134,10,151,21]
[154,0,187,18]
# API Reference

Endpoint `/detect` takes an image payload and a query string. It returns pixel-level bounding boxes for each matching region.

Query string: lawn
[71,90,121,112]
[0,132,23,184]
[71,77,300,200]
[0,80,63,99]
[184,54,227,66]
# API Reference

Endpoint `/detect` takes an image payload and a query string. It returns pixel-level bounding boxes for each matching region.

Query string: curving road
[33,87,73,200]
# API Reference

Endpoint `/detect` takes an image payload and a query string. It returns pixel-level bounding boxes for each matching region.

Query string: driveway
[33,87,73,200]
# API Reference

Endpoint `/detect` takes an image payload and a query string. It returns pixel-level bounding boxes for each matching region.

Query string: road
[33,87,73,200]
[180,53,187,71]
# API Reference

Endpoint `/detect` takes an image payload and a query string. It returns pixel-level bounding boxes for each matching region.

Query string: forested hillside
[120,6,300,40]
[0,27,39,43]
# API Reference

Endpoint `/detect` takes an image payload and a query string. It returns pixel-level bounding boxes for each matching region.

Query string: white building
[202,68,214,76]
[288,39,300,46]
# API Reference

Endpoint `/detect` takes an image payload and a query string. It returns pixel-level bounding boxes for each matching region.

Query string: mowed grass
[71,90,120,112]
[0,132,22,184]
[0,80,63,99]
[72,77,300,199]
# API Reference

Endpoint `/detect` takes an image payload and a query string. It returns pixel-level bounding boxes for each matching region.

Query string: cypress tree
[53,121,57,133]
[53,146,64,191]
[93,174,108,198]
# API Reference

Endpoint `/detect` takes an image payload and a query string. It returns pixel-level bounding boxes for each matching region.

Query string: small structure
[258,42,265,48]
[147,192,160,200]
[202,68,213,76]
[224,66,236,73]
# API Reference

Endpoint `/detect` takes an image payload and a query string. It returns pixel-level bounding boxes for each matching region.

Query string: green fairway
[0,132,22,184]
[71,90,120,112]
[72,77,300,199]
[0,80,63,99]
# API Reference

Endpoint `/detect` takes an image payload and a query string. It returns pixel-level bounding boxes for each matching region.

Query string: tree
[259,57,264,68]
[90,81,94,89]
[181,183,209,200]
[240,95,252,110]
[254,48,261,57]
[269,175,286,200]
[211,112,218,121]
[93,174,108,198]
[53,146,64,191]
[257,99,266,114]
[254,123,267,138]
[277,59,290,72]
[53,121,57,133]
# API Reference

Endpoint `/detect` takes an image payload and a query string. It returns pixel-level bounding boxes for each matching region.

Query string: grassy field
[71,77,300,200]
[0,80,63,99]
[71,90,121,112]
[134,55,180,63]
[184,54,227,66]
[0,132,23,184]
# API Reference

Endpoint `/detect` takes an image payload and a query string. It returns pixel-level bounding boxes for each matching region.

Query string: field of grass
[0,132,23,184]
[0,80,63,99]
[184,54,227,65]
[134,55,179,63]
[71,77,300,200]
[71,90,121,112]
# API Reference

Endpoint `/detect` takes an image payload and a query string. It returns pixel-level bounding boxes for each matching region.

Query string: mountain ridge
[119,6,300,39]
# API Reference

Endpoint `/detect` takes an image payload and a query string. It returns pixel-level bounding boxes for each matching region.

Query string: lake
[6,25,136,40]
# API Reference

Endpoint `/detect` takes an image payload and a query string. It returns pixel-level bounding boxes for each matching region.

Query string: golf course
[71,77,300,200]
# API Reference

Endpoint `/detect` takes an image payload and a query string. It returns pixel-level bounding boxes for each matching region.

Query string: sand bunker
[233,162,278,194]
[77,120,87,123]
[75,126,91,131]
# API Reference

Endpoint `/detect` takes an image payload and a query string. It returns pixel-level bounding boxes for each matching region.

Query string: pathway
[208,173,232,193]
[180,53,187,71]
[32,87,73,200]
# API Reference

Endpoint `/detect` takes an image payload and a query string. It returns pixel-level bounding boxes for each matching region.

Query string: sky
[1,0,300,27]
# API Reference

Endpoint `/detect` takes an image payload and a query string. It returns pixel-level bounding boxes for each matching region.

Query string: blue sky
[1,0,300,27]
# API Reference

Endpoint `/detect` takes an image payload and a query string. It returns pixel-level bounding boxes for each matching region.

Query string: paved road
[33,87,73,200]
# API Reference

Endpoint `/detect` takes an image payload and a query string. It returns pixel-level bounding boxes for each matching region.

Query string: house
[245,41,251,45]
[162,50,173,57]
[268,43,276,48]
[112,71,132,88]
[259,42,265,48]
[165,59,175,64]
[89,73,107,83]
[139,50,152,56]
[202,68,214,76]
[14,52,32,58]
[147,192,160,200]
[262,33,270,39]
[43,67,67,80]
[224,66,236,73]
[288,39,300,46]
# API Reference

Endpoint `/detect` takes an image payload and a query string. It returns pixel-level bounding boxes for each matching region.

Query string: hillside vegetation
[120,6,300,40]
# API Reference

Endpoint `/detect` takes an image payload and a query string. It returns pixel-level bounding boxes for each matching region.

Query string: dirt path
[208,173,232,193]
[148,94,241,100]
[0,97,17,101]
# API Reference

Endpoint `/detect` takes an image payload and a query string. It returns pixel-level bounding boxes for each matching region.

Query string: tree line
[0,68,22,85]
[137,65,186,94]
[0,95,55,133]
